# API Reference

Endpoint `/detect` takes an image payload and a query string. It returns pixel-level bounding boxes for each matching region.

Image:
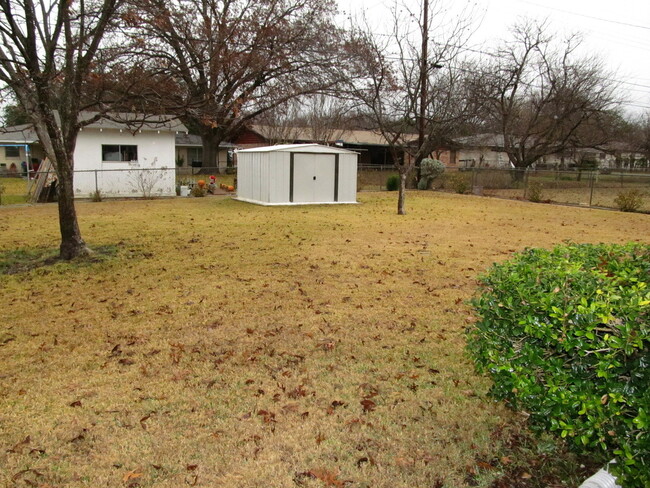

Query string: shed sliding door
[291,153,336,203]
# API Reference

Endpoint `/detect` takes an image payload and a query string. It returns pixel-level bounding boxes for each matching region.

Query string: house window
[102,145,138,162]
[188,147,202,165]
[5,146,19,158]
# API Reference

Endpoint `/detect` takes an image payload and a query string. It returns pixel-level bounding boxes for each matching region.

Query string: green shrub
[418,158,446,190]
[527,181,544,203]
[467,243,650,487]
[614,189,645,212]
[446,172,471,194]
[386,174,400,191]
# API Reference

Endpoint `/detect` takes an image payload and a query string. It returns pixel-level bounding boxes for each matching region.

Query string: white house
[73,113,186,198]
[0,112,187,198]
[236,144,358,205]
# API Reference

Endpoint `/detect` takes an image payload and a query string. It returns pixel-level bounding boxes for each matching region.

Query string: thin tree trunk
[397,171,407,215]
[56,156,91,259]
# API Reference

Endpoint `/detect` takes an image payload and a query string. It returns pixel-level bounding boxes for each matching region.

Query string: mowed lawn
[1,192,649,488]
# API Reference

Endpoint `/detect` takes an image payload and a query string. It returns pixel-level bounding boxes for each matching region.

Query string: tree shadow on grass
[0,245,118,275]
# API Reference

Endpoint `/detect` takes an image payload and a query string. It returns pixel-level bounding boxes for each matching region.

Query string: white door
[292,153,336,203]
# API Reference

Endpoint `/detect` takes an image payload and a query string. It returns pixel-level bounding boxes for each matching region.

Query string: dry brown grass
[484,186,650,211]
[1,192,649,487]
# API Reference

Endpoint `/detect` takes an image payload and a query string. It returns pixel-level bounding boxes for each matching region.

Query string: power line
[518,0,650,31]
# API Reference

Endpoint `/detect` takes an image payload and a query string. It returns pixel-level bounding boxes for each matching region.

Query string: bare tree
[134,0,362,171]
[471,20,620,172]
[624,111,650,166]
[254,100,304,144]
[353,0,477,214]
[0,0,126,259]
[254,94,354,144]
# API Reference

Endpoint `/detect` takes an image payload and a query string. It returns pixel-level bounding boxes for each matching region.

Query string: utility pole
[418,0,429,168]
[416,0,442,179]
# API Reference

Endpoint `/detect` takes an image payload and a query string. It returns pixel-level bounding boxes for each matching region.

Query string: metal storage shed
[236,144,358,205]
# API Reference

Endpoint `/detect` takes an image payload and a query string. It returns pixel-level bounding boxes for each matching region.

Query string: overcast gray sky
[339,0,650,116]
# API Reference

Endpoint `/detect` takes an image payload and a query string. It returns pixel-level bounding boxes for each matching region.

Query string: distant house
[437,134,512,169]
[233,125,415,166]
[174,133,237,173]
[0,125,43,176]
[436,133,646,171]
[0,112,187,198]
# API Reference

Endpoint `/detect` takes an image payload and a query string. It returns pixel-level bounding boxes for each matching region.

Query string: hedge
[467,243,650,487]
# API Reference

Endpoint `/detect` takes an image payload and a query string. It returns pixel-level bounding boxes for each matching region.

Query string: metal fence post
[94,170,98,195]
[589,171,595,207]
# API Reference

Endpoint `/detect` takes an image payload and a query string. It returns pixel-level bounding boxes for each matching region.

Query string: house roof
[237,143,358,154]
[0,125,38,144]
[78,112,187,132]
[249,125,416,146]
[175,133,237,148]
[454,133,505,148]
[0,112,187,143]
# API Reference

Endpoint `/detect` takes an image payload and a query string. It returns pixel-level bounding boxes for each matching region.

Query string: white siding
[73,128,176,198]
[337,153,358,203]
[268,152,291,203]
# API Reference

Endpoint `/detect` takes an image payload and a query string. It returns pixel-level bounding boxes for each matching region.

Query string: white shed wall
[268,152,291,203]
[73,129,176,198]
[236,145,357,205]
[337,153,358,203]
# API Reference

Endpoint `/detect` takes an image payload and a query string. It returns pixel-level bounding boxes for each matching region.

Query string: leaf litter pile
[1,193,648,487]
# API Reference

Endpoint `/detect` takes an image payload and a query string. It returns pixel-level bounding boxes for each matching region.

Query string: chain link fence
[1,164,648,212]
[437,168,650,212]
[0,166,236,204]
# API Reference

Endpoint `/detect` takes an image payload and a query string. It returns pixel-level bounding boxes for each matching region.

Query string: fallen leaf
[123,470,143,482]
[476,461,495,470]
[309,468,345,487]
[361,399,376,413]
[7,436,30,454]
[356,457,369,468]
[0,332,16,345]
[257,410,276,424]
[140,413,152,429]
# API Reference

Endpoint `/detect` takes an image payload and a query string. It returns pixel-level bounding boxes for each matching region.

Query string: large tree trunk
[200,129,221,173]
[397,171,408,215]
[56,155,91,260]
